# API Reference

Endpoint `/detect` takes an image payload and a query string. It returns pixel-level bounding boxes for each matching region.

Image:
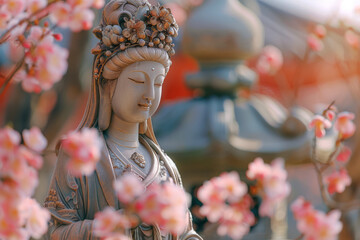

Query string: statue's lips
[138,103,151,109]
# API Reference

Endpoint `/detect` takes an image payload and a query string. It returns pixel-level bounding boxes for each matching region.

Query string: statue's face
[111,61,165,123]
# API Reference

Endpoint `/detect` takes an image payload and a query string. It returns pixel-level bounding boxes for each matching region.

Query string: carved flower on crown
[122,17,147,47]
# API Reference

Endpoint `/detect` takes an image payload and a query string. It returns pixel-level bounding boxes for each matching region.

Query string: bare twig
[0,56,25,96]
[312,136,360,212]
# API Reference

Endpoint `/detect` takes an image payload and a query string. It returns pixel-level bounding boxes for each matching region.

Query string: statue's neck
[106,115,139,148]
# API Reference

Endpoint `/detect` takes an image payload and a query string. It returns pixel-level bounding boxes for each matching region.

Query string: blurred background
[1,0,360,239]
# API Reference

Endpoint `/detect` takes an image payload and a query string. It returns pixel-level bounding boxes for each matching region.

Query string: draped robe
[45,133,202,240]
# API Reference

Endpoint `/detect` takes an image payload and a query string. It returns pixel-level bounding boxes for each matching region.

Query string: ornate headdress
[91,0,179,81]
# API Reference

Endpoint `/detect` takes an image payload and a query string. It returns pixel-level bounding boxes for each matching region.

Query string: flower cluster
[94,173,189,238]
[197,172,255,240]
[309,106,355,197]
[309,108,356,140]
[291,197,342,240]
[14,26,69,93]
[307,25,326,51]
[246,158,291,217]
[0,0,104,93]
[0,126,50,239]
[93,207,132,240]
[61,128,102,177]
[256,45,283,76]
[324,168,351,194]
[50,0,103,32]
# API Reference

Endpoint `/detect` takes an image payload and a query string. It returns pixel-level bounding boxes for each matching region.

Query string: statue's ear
[98,80,117,131]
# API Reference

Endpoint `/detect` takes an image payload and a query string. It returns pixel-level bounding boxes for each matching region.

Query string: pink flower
[134,182,188,235]
[113,173,144,204]
[345,30,359,49]
[62,128,102,176]
[19,198,50,239]
[49,2,72,28]
[307,34,324,51]
[314,25,326,39]
[69,7,94,32]
[18,146,43,169]
[336,145,351,163]
[246,157,271,180]
[92,0,105,9]
[217,204,254,239]
[335,111,356,139]
[16,33,69,92]
[0,10,11,29]
[197,172,255,239]
[291,197,342,240]
[325,110,336,121]
[0,126,21,154]
[26,0,47,14]
[309,115,332,138]
[22,127,47,153]
[325,168,351,194]
[93,207,131,238]
[247,158,291,217]
[50,2,95,32]
[198,171,248,222]
[3,0,26,15]
[256,45,283,75]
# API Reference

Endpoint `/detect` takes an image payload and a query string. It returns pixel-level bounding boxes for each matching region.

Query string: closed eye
[154,82,163,87]
[129,77,145,84]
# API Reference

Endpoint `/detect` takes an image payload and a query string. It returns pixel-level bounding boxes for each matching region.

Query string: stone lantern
[153,0,313,188]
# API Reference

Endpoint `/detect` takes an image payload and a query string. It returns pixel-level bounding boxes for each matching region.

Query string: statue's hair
[102,47,172,80]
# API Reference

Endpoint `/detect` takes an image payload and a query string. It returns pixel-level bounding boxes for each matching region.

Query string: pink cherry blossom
[49,2,72,28]
[335,111,356,139]
[307,34,324,51]
[92,0,105,9]
[69,8,94,32]
[93,207,131,238]
[18,146,43,169]
[0,10,11,29]
[113,173,144,204]
[336,145,351,163]
[50,2,95,32]
[19,198,50,239]
[0,127,21,153]
[62,128,102,176]
[325,110,336,121]
[22,127,47,153]
[256,45,283,75]
[134,182,189,235]
[314,25,326,39]
[345,30,359,49]
[15,34,69,92]
[3,0,26,15]
[325,168,351,194]
[247,158,291,217]
[197,171,248,222]
[197,172,255,239]
[309,115,332,138]
[291,197,342,240]
[26,0,47,14]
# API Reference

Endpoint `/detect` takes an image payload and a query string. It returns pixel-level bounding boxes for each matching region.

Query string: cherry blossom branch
[0,55,25,95]
[0,2,58,45]
[312,136,360,212]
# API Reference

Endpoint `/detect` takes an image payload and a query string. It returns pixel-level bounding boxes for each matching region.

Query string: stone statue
[44,0,202,239]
